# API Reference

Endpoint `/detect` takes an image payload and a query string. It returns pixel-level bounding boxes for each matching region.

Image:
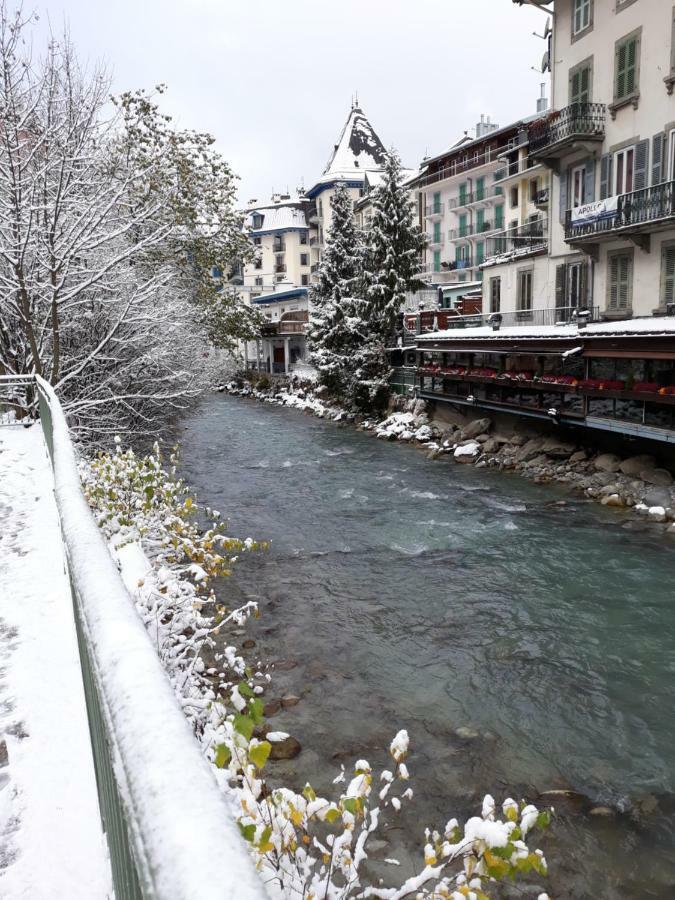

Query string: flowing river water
[179,393,675,898]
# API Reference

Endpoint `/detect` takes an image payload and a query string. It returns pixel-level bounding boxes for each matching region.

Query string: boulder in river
[540,437,577,459]
[642,467,674,486]
[454,441,481,463]
[265,731,302,760]
[619,454,655,477]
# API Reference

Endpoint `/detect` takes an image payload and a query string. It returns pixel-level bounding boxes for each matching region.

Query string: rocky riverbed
[223,379,675,536]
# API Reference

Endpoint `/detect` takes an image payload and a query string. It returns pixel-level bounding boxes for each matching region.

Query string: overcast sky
[34,0,550,204]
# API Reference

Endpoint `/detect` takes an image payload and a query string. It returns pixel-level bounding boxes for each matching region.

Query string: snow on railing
[4,375,266,900]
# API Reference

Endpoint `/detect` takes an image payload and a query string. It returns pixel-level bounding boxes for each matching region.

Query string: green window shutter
[477,209,485,231]
[616,42,627,99]
[662,244,675,305]
[626,38,637,95]
[433,191,441,213]
[476,177,485,200]
[458,182,467,203]
[476,240,484,265]
[433,221,441,242]
[570,70,581,104]
[459,213,467,237]
[609,255,619,309]
[495,205,504,228]
[433,250,441,272]
[455,245,462,263]
[616,37,638,100]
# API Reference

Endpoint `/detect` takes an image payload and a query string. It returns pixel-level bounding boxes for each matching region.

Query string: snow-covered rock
[454,441,481,463]
[648,505,667,522]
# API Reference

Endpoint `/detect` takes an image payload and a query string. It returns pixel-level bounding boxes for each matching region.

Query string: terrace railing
[528,102,606,156]
[564,180,675,241]
[414,305,600,331]
[0,375,265,900]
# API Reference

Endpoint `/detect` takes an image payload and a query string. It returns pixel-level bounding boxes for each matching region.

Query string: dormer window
[252,214,264,229]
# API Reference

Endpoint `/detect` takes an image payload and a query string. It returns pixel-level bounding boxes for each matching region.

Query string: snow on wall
[35,376,267,900]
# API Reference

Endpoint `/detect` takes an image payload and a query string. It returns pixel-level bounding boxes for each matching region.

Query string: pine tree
[350,150,426,413]
[307,184,363,399]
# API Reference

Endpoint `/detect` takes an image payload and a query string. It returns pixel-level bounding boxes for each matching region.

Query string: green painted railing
[0,375,267,900]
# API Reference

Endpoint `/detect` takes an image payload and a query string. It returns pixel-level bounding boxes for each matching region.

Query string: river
[179,393,675,898]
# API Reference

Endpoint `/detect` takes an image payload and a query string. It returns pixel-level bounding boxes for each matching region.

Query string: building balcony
[425,204,444,219]
[449,221,501,241]
[483,218,548,266]
[534,188,549,208]
[419,265,475,284]
[564,181,675,250]
[272,242,286,253]
[449,186,504,211]
[426,232,445,247]
[492,155,542,184]
[275,264,287,273]
[528,103,606,169]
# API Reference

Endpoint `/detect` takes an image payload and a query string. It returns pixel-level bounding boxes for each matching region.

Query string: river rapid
[179,393,675,898]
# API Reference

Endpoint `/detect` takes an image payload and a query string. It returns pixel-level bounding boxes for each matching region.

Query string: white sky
[34,0,550,204]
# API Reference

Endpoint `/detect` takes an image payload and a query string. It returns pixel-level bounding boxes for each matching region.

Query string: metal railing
[416,140,519,189]
[426,232,445,246]
[0,375,265,900]
[564,180,675,241]
[424,204,444,217]
[483,218,548,263]
[449,221,497,240]
[528,102,606,156]
[448,186,503,209]
[414,305,600,331]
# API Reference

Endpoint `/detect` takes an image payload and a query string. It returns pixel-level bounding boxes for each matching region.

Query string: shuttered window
[495,205,504,229]
[517,270,533,311]
[433,250,441,273]
[572,0,592,35]
[475,177,485,201]
[490,277,501,313]
[570,62,592,104]
[477,209,485,232]
[607,252,633,311]
[458,213,468,237]
[652,133,666,186]
[476,241,485,265]
[615,33,640,100]
[433,221,441,242]
[661,243,675,306]
[432,191,441,214]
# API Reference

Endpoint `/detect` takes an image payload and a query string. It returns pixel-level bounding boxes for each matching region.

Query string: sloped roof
[245,206,308,234]
[308,106,388,195]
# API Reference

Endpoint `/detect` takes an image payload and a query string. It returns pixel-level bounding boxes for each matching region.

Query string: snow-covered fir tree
[350,150,426,413]
[308,184,363,399]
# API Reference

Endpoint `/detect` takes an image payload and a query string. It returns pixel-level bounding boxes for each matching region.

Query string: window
[607,251,633,311]
[318,199,323,216]
[475,177,485,201]
[255,276,263,286]
[571,164,587,207]
[489,276,501,313]
[510,186,519,208]
[458,213,468,238]
[433,250,441,273]
[569,59,592,104]
[432,191,442,214]
[254,257,262,270]
[300,232,308,245]
[572,0,592,37]
[476,240,485,265]
[495,205,504,229]
[252,214,264,229]
[433,221,441,242]
[458,182,468,205]
[300,253,309,266]
[477,209,485,232]
[301,274,310,286]
[614,146,634,194]
[517,269,533,311]
[529,178,539,203]
[661,242,675,307]
[253,237,262,246]
[614,31,640,101]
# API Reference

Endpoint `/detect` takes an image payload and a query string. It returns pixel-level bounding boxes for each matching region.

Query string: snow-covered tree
[0,6,253,443]
[307,183,363,399]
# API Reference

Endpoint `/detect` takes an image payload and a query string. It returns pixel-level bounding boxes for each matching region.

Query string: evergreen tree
[349,150,426,413]
[307,184,363,399]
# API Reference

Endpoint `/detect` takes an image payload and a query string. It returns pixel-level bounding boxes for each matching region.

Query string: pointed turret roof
[307,105,388,196]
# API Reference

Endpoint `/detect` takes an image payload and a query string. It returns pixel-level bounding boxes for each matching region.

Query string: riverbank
[221,378,675,537]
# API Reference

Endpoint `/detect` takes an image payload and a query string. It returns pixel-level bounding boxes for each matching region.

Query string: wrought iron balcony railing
[528,102,606,157]
[565,180,675,242]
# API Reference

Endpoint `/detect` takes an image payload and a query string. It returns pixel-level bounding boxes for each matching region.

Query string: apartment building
[509,0,675,322]
[413,118,526,286]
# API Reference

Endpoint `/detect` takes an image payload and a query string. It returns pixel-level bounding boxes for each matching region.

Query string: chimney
[476,115,499,138]
[536,83,549,114]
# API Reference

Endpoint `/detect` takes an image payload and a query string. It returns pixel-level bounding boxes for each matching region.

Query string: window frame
[571,0,593,41]
[613,28,641,104]
[517,267,534,312]
[606,249,634,313]
[489,276,501,313]
[571,164,587,207]
[569,57,593,105]
[614,145,635,195]
[660,240,675,307]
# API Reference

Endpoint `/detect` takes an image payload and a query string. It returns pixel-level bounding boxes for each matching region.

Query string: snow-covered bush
[83,443,552,899]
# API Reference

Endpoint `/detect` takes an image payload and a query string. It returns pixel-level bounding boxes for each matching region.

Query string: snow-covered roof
[418,316,675,343]
[245,206,308,234]
[252,287,308,306]
[308,106,388,195]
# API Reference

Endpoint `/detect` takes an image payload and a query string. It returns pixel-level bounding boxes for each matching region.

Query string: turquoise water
[179,394,675,898]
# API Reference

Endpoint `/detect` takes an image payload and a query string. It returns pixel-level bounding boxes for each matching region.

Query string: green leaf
[302,784,317,803]
[257,825,274,853]
[342,798,358,815]
[325,807,340,823]
[249,740,271,769]
[248,697,264,725]
[238,681,254,698]
[237,822,256,842]
[536,809,551,830]
[234,713,254,741]
[214,743,231,768]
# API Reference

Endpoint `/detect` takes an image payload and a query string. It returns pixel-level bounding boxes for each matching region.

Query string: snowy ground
[0,425,111,898]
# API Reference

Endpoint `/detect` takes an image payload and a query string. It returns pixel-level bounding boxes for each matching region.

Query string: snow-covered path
[0,425,111,898]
